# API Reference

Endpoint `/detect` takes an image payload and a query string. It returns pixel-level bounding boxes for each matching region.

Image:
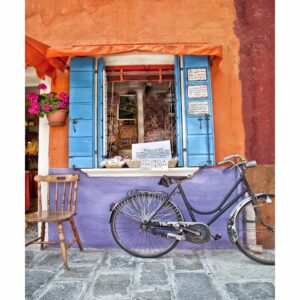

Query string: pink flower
[43,103,52,112]
[48,93,54,98]
[26,92,39,103]
[28,103,40,115]
[58,92,69,103]
[58,102,67,109]
[38,83,47,90]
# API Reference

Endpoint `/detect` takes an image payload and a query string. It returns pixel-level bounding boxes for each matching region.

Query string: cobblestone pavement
[25,247,275,300]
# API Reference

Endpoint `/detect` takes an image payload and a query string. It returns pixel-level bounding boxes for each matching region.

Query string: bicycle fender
[109,202,119,223]
[227,193,268,244]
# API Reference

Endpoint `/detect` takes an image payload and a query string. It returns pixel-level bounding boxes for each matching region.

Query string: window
[69,55,215,169]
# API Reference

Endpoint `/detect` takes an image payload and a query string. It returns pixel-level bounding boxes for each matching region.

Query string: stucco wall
[26,0,245,167]
[234,0,275,164]
[48,168,240,249]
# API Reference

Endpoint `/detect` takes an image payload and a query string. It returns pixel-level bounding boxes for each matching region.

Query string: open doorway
[25,86,39,214]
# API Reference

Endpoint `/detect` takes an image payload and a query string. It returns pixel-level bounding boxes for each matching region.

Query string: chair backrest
[34,174,80,213]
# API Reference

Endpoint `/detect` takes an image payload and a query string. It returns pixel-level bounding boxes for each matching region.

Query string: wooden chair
[25,174,83,269]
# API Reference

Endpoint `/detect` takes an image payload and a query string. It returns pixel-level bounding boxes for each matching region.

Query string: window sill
[81,167,199,177]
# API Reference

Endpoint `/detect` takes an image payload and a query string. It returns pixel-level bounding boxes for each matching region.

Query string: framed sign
[188,101,210,116]
[187,68,207,81]
[187,85,208,98]
[132,141,171,160]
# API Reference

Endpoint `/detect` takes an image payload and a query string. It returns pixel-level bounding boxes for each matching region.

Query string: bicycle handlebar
[217,154,256,170]
[223,154,245,161]
[217,160,235,166]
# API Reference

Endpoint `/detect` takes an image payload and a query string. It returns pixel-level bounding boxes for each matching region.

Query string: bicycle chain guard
[184,224,211,244]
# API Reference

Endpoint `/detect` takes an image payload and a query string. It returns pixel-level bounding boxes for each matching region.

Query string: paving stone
[68,249,105,265]
[133,289,172,300]
[25,250,45,267]
[25,269,55,298]
[98,251,109,268]
[139,262,168,286]
[174,272,222,300]
[33,251,65,269]
[204,249,275,282]
[109,252,135,270]
[37,282,87,300]
[91,274,131,298]
[225,282,275,300]
[173,253,204,271]
[56,265,96,281]
[25,248,275,300]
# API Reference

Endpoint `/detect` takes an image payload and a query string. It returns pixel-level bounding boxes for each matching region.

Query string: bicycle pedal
[213,234,222,240]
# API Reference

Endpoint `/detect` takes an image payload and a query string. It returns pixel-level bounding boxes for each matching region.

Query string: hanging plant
[27,84,69,126]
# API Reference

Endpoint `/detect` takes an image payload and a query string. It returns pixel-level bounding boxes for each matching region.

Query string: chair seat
[26,211,76,223]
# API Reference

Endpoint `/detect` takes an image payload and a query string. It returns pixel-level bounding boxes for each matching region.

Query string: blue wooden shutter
[69,57,95,168]
[174,56,183,167]
[97,58,105,166]
[182,55,215,166]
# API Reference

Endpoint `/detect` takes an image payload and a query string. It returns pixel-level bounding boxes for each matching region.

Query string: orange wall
[27,0,244,167]
[49,72,69,168]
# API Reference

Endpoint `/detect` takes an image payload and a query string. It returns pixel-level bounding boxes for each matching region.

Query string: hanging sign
[132,141,171,160]
[188,101,210,116]
[187,68,207,81]
[187,85,208,98]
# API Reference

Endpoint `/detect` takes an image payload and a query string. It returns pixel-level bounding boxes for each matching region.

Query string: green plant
[27,83,69,117]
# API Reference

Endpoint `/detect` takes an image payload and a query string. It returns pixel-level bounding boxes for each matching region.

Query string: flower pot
[47,109,68,127]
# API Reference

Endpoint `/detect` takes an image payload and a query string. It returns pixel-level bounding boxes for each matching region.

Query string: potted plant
[26,83,69,126]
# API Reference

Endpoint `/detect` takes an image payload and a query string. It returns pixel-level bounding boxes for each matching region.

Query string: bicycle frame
[149,171,255,226]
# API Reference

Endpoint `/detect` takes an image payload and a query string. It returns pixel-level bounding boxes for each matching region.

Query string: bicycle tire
[110,191,184,258]
[231,194,275,265]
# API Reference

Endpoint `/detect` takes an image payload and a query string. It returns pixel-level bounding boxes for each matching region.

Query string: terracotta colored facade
[26,0,274,177]
[26,0,252,168]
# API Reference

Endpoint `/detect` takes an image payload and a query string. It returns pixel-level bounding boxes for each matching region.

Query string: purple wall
[49,168,241,249]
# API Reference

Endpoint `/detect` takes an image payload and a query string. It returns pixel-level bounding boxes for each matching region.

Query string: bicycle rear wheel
[233,194,275,265]
[110,191,184,258]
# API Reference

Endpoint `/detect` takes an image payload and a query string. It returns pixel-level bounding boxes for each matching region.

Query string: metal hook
[72,119,77,133]
[198,117,203,130]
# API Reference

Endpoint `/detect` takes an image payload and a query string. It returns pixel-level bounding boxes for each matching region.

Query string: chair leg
[40,222,46,250]
[70,217,83,251]
[57,222,69,269]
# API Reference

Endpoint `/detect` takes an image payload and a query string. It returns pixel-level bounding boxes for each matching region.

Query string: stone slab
[68,249,105,265]
[225,282,275,300]
[37,282,87,300]
[89,273,131,298]
[172,252,204,271]
[25,250,46,268]
[32,251,65,269]
[56,265,96,281]
[203,249,275,282]
[174,272,222,300]
[133,289,172,300]
[109,255,135,270]
[138,262,168,286]
[25,269,55,298]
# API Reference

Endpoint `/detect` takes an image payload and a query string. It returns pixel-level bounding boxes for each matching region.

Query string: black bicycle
[109,154,275,265]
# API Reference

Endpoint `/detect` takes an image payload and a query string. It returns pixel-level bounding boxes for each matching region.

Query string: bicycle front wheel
[111,191,184,258]
[233,194,275,265]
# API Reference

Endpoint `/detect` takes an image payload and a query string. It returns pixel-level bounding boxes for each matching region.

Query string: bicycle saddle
[158,175,191,187]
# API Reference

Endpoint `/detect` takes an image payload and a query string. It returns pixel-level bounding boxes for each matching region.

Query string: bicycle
[109,154,275,265]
